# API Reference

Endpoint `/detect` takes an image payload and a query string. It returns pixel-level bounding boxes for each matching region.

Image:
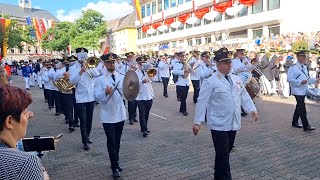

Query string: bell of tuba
[54,78,76,92]
[147,68,157,77]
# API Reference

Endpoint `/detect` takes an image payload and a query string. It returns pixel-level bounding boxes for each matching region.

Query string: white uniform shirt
[172,61,190,86]
[135,69,154,100]
[41,68,54,90]
[189,58,201,80]
[47,68,59,91]
[54,67,73,94]
[194,71,256,131]
[94,71,126,123]
[232,57,254,74]
[287,62,317,96]
[198,61,217,79]
[157,61,170,78]
[117,60,137,75]
[69,61,99,103]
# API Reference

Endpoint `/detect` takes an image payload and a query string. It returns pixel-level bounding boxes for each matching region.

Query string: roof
[107,12,136,33]
[0,3,59,22]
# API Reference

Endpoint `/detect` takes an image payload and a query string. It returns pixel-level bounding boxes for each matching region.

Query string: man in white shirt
[287,49,319,131]
[189,51,201,103]
[193,47,259,180]
[173,52,190,116]
[197,51,216,84]
[134,55,154,137]
[94,53,126,177]
[70,48,99,151]
[157,55,170,97]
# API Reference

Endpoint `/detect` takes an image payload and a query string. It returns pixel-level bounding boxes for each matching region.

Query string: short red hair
[0,85,32,131]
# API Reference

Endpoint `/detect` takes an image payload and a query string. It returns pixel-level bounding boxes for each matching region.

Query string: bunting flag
[239,0,256,6]
[42,19,49,30]
[152,22,162,29]
[177,14,191,24]
[213,0,232,13]
[142,25,150,33]
[164,18,175,26]
[0,18,5,33]
[2,19,11,58]
[32,17,42,40]
[39,19,47,34]
[195,8,210,19]
[132,0,142,23]
[25,17,36,39]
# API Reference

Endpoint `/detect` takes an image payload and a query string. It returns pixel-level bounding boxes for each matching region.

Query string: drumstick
[306,72,316,80]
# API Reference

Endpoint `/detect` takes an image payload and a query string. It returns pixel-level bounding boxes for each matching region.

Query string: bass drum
[245,78,260,99]
[238,72,252,85]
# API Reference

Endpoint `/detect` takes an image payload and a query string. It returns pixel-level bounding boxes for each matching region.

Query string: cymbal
[123,70,139,101]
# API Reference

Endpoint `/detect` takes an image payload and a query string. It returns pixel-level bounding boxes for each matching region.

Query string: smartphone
[55,133,63,140]
[22,136,55,152]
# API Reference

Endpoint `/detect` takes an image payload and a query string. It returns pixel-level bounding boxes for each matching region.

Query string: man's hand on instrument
[301,80,308,85]
[142,79,149,83]
[251,111,259,122]
[192,124,201,136]
[105,86,113,95]
[63,72,70,78]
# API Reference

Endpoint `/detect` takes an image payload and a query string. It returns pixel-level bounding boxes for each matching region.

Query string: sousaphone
[123,70,139,101]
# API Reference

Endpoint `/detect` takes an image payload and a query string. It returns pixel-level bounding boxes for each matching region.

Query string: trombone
[83,56,100,78]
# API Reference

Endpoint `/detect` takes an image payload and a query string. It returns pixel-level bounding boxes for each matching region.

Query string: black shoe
[193,101,197,104]
[146,130,150,133]
[292,124,302,128]
[304,126,316,132]
[143,131,148,137]
[129,120,134,125]
[75,123,80,127]
[45,100,48,103]
[164,95,168,98]
[83,144,89,151]
[177,98,181,101]
[69,127,75,132]
[182,112,189,116]
[117,166,123,172]
[55,112,60,116]
[133,119,138,122]
[112,169,121,177]
[88,139,93,144]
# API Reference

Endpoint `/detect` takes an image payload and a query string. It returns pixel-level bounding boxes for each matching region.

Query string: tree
[42,21,73,52]
[69,9,106,51]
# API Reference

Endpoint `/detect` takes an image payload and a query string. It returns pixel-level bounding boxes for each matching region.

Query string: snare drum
[238,72,252,85]
[306,88,320,102]
[245,78,261,99]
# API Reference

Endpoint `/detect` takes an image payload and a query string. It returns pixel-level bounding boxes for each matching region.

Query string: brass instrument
[183,53,194,79]
[54,72,76,92]
[147,68,157,77]
[83,56,100,78]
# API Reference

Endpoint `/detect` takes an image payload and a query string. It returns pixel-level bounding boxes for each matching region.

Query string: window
[142,32,146,38]
[171,27,176,32]
[152,2,156,15]
[178,0,184,5]
[186,23,193,29]
[164,28,169,34]
[164,0,169,10]
[205,36,212,44]
[214,13,222,22]
[171,0,176,8]
[268,0,280,10]
[196,38,201,45]
[142,6,146,18]
[137,28,142,39]
[225,14,234,20]
[252,0,263,14]
[178,24,184,30]
[147,4,151,16]
[215,33,222,41]
[11,49,14,53]
[158,0,162,12]
[172,41,177,48]
[204,19,211,25]
[187,39,193,46]
[253,29,263,38]
[269,26,280,36]
[179,40,184,45]
[238,6,248,17]
[185,0,192,2]
[229,30,247,39]
[194,20,201,27]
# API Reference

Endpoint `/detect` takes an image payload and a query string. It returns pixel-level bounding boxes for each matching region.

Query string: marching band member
[258,49,273,95]
[173,51,190,116]
[69,48,99,151]
[287,49,320,132]
[29,61,36,88]
[135,55,155,137]
[193,47,259,180]
[21,61,32,90]
[157,55,170,98]
[309,49,319,87]
[278,52,290,98]
[94,53,126,177]
[197,51,216,83]
[48,60,62,116]
[41,61,55,109]
[54,56,78,132]
[231,49,254,75]
[171,52,180,100]
[189,51,201,103]
[118,52,138,125]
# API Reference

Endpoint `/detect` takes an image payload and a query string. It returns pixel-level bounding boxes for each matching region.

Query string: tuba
[183,52,194,79]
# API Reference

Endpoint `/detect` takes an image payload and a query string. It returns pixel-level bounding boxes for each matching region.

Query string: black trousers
[77,102,95,144]
[53,90,62,114]
[128,100,137,121]
[135,100,153,132]
[176,86,180,100]
[176,86,189,113]
[61,93,74,128]
[293,95,310,128]
[43,85,48,101]
[211,130,237,180]
[72,89,79,124]
[47,89,55,108]
[103,121,124,170]
[191,80,200,103]
[161,77,169,96]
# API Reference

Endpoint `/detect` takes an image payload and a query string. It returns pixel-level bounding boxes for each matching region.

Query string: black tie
[142,70,145,76]
[301,65,308,77]
[111,74,115,82]
[225,75,231,84]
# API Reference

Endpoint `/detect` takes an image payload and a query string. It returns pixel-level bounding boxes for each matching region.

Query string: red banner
[152,22,162,29]
[0,18,5,33]
[39,19,47,34]
[164,18,175,26]
[239,0,256,6]
[177,14,191,24]
[142,25,150,33]
[213,0,232,13]
[195,8,210,19]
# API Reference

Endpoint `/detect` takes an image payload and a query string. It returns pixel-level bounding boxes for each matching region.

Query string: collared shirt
[194,70,256,131]
[135,69,154,100]
[287,62,317,96]
[189,57,201,80]
[157,61,170,78]
[231,57,254,74]
[47,68,59,91]
[94,71,126,123]
[116,60,137,75]
[172,61,190,86]
[69,61,99,103]
[198,61,217,80]
[41,68,54,90]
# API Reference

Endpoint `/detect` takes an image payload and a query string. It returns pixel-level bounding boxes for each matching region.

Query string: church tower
[19,0,32,8]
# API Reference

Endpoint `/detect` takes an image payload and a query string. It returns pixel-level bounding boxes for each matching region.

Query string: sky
[0,0,134,21]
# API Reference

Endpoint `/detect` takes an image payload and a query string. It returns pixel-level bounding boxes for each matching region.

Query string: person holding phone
[0,85,45,179]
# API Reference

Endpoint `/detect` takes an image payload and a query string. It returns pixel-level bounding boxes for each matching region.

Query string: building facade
[102,13,138,56]
[0,0,59,62]
[135,0,320,53]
